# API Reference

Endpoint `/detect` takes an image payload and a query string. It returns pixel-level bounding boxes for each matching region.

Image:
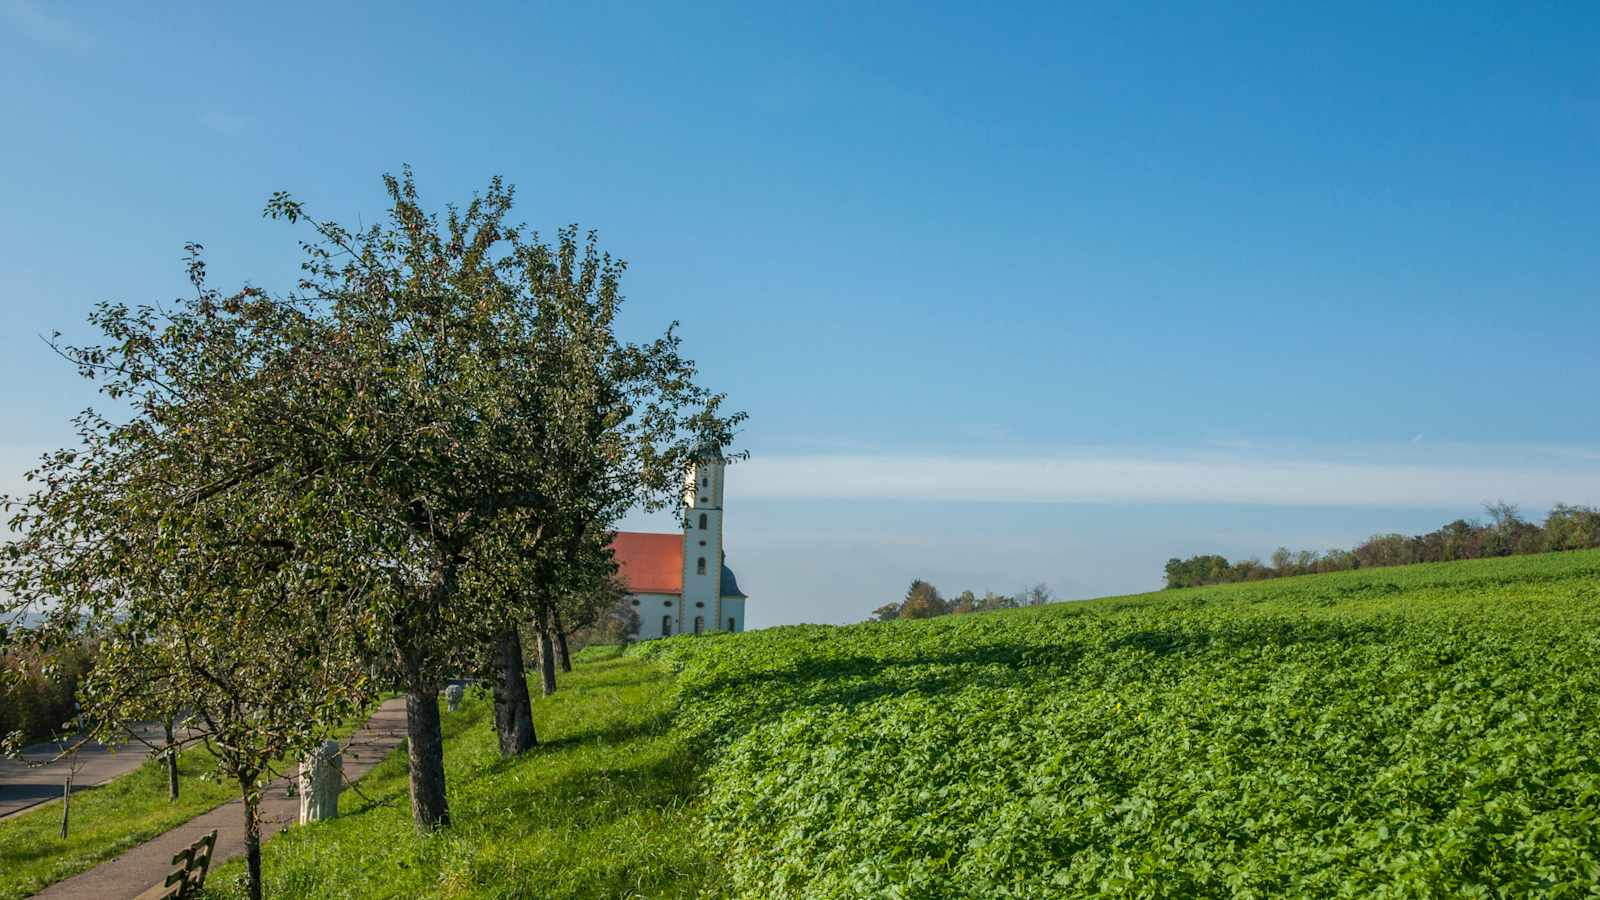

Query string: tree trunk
[59,769,71,838]
[163,720,179,801]
[241,779,263,900]
[552,610,573,673]
[491,628,536,756]
[538,627,557,697]
[404,688,450,831]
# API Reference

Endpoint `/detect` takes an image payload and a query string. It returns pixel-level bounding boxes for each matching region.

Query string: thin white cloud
[735,451,1600,508]
[1,0,92,51]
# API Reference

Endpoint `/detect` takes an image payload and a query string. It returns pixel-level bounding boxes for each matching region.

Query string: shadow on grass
[673,616,1410,752]
[526,707,676,757]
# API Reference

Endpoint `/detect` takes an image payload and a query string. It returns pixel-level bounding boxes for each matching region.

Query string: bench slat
[133,828,219,900]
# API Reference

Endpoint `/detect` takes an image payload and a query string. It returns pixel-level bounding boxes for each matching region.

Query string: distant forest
[870,580,1056,622]
[1165,502,1600,589]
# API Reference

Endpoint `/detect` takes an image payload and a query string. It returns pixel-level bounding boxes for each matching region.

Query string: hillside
[643,549,1600,897]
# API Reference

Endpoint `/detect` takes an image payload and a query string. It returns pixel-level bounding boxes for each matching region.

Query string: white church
[609,447,747,639]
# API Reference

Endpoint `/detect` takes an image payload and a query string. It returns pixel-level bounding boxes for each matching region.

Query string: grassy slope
[0,742,238,900]
[202,647,717,900]
[645,549,1600,898]
[18,552,1598,898]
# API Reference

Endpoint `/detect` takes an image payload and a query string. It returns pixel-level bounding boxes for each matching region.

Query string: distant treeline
[871,579,1055,622]
[1165,502,1600,589]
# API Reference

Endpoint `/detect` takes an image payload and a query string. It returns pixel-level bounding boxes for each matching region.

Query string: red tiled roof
[610,531,683,595]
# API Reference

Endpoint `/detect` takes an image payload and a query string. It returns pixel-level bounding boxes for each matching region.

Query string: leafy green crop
[642,550,1600,898]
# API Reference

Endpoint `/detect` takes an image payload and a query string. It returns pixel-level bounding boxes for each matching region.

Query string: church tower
[681,444,726,635]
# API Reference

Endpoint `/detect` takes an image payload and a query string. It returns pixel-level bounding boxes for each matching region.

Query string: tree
[871,602,902,622]
[561,573,636,651]
[256,170,740,829]
[1544,504,1600,552]
[557,572,631,661]
[977,591,1018,612]
[900,580,947,619]
[1023,583,1054,607]
[1,271,374,900]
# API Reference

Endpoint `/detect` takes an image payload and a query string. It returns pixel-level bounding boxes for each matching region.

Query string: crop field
[642,550,1600,898]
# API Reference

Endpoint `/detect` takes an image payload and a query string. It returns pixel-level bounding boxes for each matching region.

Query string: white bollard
[298,739,342,823]
[444,683,464,712]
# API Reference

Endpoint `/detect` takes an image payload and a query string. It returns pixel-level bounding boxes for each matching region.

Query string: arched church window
[701,476,708,487]
[694,616,704,635]
[662,616,672,637]
[698,513,707,530]
[696,557,707,575]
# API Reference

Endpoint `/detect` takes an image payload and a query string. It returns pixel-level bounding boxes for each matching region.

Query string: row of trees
[0,171,740,899]
[1164,502,1600,589]
[871,579,1055,621]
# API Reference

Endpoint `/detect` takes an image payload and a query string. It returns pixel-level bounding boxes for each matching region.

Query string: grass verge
[0,742,236,900]
[1,703,386,900]
[202,647,717,899]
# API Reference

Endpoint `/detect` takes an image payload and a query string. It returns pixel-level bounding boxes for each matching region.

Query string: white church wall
[719,597,746,633]
[630,592,682,639]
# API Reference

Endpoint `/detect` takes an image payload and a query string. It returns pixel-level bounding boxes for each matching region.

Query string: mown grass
[0,741,237,900]
[202,647,718,899]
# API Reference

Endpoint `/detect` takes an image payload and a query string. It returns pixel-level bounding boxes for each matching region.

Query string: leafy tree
[255,171,739,829]
[1,266,374,899]
[556,570,631,667]
[871,602,902,622]
[900,580,947,619]
[561,573,637,651]
[977,591,1019,612]
[1544,504,1600,551]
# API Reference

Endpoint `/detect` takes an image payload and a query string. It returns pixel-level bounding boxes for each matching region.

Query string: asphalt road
[0,720,178,820]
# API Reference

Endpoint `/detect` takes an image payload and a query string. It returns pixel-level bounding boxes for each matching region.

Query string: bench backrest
[157,829,218,899]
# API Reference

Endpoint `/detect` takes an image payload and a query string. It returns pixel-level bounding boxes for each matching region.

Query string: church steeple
[681,445,726,634]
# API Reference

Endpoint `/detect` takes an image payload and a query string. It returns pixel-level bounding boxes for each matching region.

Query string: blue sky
[2,2,1597,625]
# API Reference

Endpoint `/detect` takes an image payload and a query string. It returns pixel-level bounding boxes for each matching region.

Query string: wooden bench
[132,829,218,899]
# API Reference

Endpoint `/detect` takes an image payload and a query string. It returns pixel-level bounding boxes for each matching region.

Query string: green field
[643,549,1600,898]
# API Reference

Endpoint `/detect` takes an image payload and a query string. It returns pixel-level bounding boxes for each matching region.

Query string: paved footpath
[1,721,193,821]
[30,697,409,900]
